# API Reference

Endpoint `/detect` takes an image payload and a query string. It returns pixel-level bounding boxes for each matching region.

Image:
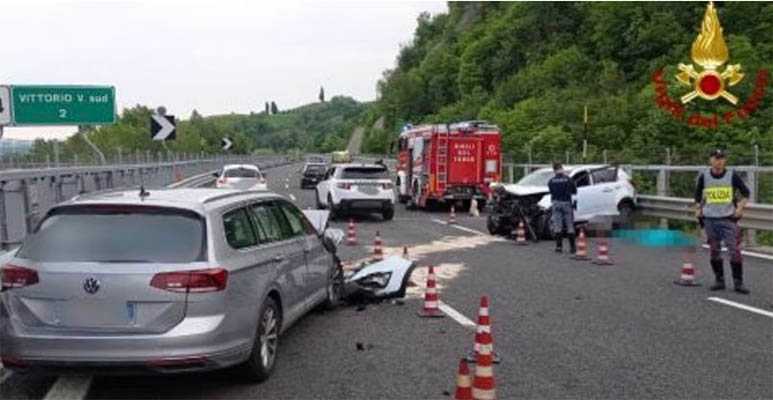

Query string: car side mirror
[322,228,344,254]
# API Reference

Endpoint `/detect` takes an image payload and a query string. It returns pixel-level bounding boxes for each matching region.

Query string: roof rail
[201,190,275,204]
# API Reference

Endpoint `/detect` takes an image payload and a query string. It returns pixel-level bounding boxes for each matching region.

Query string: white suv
[488,165,637,238]
[315,164,395,221]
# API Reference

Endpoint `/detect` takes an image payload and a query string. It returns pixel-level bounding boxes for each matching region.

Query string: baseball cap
[709,149,726,158]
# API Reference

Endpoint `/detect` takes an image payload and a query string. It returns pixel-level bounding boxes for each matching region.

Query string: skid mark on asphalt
[707,297,773,318]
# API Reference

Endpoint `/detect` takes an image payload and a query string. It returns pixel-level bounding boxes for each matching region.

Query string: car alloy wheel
[259,307,278,370]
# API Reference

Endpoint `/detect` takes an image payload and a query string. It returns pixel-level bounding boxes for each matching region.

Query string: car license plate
[358,186,379,195]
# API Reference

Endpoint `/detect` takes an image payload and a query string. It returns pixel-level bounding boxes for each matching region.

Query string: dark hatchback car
[300,163,327,189]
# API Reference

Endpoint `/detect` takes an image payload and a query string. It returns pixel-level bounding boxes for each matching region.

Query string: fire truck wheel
[382,207,395,221]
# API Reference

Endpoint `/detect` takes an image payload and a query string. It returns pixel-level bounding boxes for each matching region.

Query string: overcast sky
[1,0,447,140]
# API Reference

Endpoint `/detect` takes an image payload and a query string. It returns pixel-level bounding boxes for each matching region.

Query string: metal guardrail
[0,155,290,248]
[636,195,773,231]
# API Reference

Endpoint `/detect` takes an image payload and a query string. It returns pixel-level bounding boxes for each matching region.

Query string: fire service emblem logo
[652,1,769,128]
[675,1,742,105]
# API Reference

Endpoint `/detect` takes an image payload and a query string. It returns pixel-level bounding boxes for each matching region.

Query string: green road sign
[10,85,116,126]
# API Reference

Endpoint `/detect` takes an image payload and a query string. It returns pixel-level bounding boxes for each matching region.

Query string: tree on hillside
[271,101,279,114]
[319,86,325,103]
[265,102,270,114]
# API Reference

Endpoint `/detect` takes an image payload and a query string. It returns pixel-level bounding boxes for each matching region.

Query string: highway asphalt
[2,162,771,400]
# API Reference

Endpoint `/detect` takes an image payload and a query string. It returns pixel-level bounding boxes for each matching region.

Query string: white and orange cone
[674,255,701,287]
[454,359,473,400]
[472,297,496,400]
[449,205,457,224]
[346,219,357,246]
[372,230,384,261]
[572,229,590,261]
[417,266,444,318]
[465,296,501,364]
[514,221,528,246]
[592,238,614,265]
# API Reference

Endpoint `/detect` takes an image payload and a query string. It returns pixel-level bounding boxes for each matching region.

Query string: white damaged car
[487,165,637,239]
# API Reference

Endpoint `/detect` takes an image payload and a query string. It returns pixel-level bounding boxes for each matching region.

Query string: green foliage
[375,2,773,164]
[28,96,367,160]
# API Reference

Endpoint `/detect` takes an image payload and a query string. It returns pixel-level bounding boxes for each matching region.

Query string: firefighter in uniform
[548,163,577,253]
[694,149,751,294]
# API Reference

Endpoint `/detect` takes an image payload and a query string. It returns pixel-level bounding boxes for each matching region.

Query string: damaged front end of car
[302,209,416,303]
[486,183,552,241]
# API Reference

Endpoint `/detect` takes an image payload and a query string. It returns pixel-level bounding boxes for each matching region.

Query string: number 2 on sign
[58,109,67,118]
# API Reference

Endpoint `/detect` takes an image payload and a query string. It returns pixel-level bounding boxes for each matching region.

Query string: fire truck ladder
[436,130,449,193]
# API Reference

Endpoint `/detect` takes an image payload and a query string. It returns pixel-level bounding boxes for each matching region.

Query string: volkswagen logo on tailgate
[83,277,100,294]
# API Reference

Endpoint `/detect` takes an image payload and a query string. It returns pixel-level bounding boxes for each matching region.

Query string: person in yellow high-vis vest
[694,149,751,294]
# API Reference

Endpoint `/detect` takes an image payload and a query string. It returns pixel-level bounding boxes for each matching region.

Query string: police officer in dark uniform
[694,149,751,294]
[548,162,577,253]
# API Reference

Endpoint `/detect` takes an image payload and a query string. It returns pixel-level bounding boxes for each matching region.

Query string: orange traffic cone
[346,219,357,246]
[674,255,701,287]
[465,296,501,364]
[449,206,457,224]
[572,229,590,261]
[418,266,444,318]
[472,297,496,400]
[454,359,473,400]
[592,238,614,265]
[514,221,528,246]
[372,231,384,261]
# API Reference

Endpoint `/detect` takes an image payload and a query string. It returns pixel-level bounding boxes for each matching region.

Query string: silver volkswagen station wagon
[0,188,341,382]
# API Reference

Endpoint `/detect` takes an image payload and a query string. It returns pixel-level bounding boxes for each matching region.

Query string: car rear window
[341,167,388,179]
[18,206,207,263]
[225,168,260,178]
[304,165,325,173]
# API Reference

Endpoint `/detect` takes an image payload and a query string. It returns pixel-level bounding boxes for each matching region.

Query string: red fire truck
[395,121,502,209]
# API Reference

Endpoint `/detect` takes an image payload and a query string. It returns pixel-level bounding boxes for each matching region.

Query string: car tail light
[217,178,226,185]
[382,182,393,189]
[337,182,351,190]
[150,268,228,293]
[1,265,39,291]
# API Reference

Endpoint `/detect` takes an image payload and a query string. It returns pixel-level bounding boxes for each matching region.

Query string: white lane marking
[438,301,476,329]
[431,219,486,236]
[0,369,12,385]
[700,244,773,261]
[43,375,93,400]
[707,297,773,318]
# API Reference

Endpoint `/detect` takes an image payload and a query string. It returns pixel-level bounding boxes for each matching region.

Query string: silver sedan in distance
[214,164,268,191]
[0,188,342,381]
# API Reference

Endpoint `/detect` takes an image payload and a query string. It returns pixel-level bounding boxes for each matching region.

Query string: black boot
[555,234,563,253]
[709,259,725,291]
[568,234,577,255]
[731,262,750,294]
